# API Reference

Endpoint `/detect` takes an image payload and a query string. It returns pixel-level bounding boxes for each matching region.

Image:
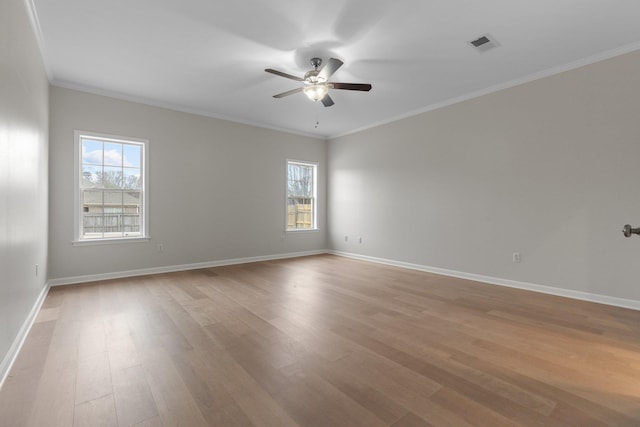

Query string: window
[287,160,317,231]
[74,131,149,243]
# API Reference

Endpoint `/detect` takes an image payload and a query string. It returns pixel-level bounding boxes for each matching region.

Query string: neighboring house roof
[83,191,141,205]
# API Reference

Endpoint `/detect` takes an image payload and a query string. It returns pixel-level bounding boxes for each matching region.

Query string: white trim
[52,82,327,141]
[285,159,319,232]
[50,248,640,310]
[329,251,640,312]
[23,0,53,81]
[51,42,640,141]
[0,283,50,390]
[74,131,150,243]
[72,236,151,246]
[48,250,328,286]
[330,41,640,139]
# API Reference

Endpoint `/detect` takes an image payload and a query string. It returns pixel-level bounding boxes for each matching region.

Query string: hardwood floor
[2,254,640,426]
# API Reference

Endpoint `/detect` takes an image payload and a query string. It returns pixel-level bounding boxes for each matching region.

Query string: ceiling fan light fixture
[266,57,371,107]
[303,83,328,102]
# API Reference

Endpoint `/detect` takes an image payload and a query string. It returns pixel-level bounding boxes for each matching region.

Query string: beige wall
[329,50,640,302]
[0,0,49,377]
[48,87,327,281]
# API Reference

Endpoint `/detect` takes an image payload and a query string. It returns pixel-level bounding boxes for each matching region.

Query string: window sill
[286,228,319,233]
[72,236,151,246]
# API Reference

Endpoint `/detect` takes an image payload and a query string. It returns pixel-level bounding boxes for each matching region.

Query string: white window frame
[286,159,318,232]
[73,130,150,245]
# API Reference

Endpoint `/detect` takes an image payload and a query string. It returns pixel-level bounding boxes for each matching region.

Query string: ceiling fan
[265,57,372,107]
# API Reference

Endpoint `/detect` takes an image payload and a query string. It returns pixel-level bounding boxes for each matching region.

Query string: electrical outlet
[358,237,362,244]
[344,235,348,242]
[35,264,39,276]
[157,244,164,253]
[512,252,521,263]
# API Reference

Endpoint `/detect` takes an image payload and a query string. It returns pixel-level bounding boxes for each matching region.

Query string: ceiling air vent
[468,34,499,52]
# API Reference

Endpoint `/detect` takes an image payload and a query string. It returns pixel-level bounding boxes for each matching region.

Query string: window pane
[104,190,123,206]
[77,134,147,241]
[286,161,316,230]
[123,168,141,189]
[123,191,141,236]
[102,166,123,188]
[288,164,313,197]
[82,139,103,165]
[81,164,102,188]
[124,191,140,209]
[288,197,313,229]
[83,189,103,206]
[82,190,103,239]
[104,142,123,167]
[102,190,124,238]
[123,144,141,168]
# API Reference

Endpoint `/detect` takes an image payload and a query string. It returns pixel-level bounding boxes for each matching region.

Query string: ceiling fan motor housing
[310,57,323,69]
[304,69,323,83]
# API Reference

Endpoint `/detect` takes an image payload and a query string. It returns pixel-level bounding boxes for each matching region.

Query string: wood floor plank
[0,320,56,426]
[171,350,256,427]
[2,254,640,426]
[24,314,80,427]
[138,349,209,427]
[75,351,112,405]
[107,332,141,373]
[429,386,526,427]
[451,348,640,426]
[73,394,118,427]
[201,348,300,427]
[25,347,77,427]
[111,365,159,427]
[275,364,388,427]
[296,354,410,424]
[130,416,164,427]
[391,412,435,427]
[334,323,558,418]
[468,338,640,417]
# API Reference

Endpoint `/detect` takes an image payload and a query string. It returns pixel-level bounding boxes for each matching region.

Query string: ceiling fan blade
[273,87,303,98]
[318,58,344,81]
[265,68,304,82]
[321,94,335,107]
[330,82,372,91]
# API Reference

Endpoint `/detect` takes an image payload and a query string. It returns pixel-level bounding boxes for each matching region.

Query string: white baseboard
[48,250,329,286]
[0,282,50,390]
[48,248,640,309]
[330,250,640,311]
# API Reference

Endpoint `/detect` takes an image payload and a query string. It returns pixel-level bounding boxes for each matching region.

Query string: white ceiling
[31,0,640,138]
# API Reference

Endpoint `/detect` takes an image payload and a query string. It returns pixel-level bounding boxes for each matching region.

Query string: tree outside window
[287,160,317,230]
